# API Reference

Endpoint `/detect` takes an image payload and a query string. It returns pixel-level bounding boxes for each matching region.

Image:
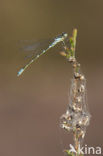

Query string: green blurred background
[0,0,103,156]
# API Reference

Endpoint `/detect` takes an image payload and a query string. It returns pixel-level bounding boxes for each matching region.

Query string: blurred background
[0,0,103,156]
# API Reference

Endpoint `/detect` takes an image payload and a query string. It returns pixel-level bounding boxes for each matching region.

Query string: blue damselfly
[17,33,68,76]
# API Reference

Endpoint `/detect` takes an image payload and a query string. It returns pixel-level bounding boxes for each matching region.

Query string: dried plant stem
[60,29,91,156]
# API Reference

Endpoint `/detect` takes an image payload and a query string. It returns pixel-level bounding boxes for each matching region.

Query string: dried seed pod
[78,85,85,93]
[68,56,76,62]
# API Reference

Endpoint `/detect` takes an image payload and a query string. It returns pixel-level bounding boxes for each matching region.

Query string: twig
[60,29,91,156]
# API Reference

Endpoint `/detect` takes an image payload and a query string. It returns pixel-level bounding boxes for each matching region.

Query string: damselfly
[17,32,68,76]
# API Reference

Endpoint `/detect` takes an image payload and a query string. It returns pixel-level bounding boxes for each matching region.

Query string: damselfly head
[62,32,68,39]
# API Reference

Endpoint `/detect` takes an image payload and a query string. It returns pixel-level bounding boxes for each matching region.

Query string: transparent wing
[19,39,53,51]
[17,38,55,76]
[18,39,54,59]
